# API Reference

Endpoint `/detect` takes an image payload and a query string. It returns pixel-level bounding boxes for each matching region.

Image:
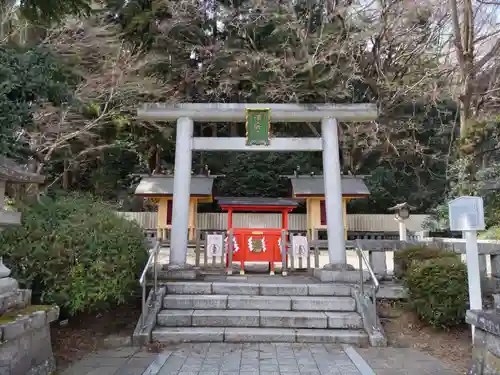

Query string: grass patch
[0,305,54,324]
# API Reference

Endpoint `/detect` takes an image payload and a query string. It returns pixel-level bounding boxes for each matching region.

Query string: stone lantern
[388,202,416,241]
[0,155,60,375]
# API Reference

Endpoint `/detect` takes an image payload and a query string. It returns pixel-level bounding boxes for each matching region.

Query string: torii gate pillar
[322,117,346,265]
[169,117,193,265]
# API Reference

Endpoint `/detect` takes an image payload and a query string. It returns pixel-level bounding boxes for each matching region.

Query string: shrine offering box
[216,197,299,275]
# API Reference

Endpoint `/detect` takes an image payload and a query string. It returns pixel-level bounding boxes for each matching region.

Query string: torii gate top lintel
[138,102,377,123]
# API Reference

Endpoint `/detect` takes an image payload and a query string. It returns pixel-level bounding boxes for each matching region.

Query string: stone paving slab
[60,343,362,375]
[59,347,158,375]
[60,343,460,375]
[355,347,459,375]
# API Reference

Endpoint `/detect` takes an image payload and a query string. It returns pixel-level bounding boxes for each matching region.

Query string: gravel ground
[378,301,471,375]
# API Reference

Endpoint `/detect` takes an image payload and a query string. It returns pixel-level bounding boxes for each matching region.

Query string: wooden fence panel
[116,211,429,233]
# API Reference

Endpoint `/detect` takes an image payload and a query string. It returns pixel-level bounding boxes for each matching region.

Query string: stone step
[164,295,228,310]
[324,311,364,329]
[157,309,363,329]
[289,296,356,312]
[165,282,352,296]
[151,327,369,345]
[152,327,224,343]
[157,309,259,327]
[163,294,357,311]
[259,310,363,329]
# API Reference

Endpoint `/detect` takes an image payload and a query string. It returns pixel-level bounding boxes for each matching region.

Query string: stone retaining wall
[0,306,59,375]
[467,310,500,374]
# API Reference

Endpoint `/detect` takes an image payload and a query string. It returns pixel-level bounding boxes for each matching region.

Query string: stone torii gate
[137,103,377,272]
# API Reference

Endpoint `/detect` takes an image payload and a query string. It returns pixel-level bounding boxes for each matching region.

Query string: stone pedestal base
[323,263,355,271]
[0,288,31,315]
[0,305,59,375]
[467,310,500,374]
[0,277,19,294]
[313,265,370,283]
[159,264,199,280]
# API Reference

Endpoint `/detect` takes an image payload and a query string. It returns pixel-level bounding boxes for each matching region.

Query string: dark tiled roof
[135,175,215,196]
[289,175,370,196]
[215,197,300,207]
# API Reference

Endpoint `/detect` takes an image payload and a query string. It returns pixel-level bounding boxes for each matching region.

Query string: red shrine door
[217,197,299,275]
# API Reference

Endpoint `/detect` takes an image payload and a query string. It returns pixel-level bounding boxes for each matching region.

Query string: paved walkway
[61,343,459,375]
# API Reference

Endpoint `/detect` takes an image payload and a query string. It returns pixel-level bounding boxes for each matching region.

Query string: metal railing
[354,239,380,316]
[139,240,160,327]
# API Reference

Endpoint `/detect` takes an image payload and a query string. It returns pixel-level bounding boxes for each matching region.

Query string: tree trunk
[154,144,161,174]
[62,159,69,190]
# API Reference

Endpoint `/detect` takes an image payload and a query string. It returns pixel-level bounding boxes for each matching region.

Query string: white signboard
[206,234,223,257]
[292,236,309,258]
[448,196,484,343]
[449,196,485,231]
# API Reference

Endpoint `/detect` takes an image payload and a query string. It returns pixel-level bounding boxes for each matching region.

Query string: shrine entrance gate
[137,103,377,269]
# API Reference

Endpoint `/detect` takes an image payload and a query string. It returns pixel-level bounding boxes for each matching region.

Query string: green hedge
[0,194,148,316]
[405,257,468,328]
[393,245,459,278]
[480,226,500,240]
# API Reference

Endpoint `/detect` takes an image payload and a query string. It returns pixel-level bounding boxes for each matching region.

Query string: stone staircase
[151,281,370,345]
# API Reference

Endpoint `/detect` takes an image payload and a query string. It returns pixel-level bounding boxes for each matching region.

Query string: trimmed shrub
[480,226,500,240]
[393,245,459,278]
[0,193,148,316]
[405,257,468,328]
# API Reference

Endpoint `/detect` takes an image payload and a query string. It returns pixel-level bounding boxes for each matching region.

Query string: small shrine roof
[0,156,45,184]
[216,197,300,207]
[287,175,369,196]
[135,175,216,196]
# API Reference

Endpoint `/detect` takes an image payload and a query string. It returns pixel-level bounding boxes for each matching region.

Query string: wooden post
[281,229,287,276]
[227,228,234,275]
[306,233,311,269]
[195,229,201,267]
[203,230,208,267]
[220,230,226,268]
[211,231,217,266]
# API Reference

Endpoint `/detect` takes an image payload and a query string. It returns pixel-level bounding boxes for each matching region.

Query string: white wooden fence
[116,212,429,232]
[353,238,500,293]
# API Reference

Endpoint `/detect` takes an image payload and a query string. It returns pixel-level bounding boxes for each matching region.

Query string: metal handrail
[355,238,380,316]
[139,240,160,327]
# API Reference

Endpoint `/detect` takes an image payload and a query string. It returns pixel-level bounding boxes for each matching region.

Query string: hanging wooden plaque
[245,108,271,146]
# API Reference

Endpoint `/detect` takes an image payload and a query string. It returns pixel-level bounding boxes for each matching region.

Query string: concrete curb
[132,286,166,346]
[352,288,388,347]
[343,344,376,375]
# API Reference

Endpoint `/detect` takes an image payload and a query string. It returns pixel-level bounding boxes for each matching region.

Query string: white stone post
[398,219,407,241]
[321,117,346,265]
[464,229,482,342]
[170,117,194,266]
